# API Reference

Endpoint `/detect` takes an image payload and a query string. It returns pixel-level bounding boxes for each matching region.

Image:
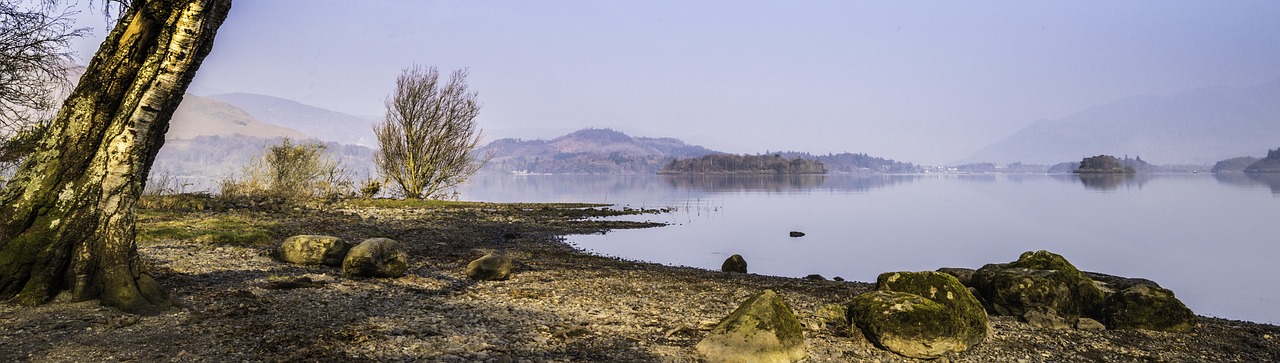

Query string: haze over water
[460,173,1280,325]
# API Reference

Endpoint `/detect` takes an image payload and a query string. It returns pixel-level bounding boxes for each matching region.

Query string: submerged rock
[721,254,748,273]
[848,271,989,359]
[971,250,1104,329]
[1102,284,1197,333]
[342,238,408,278]
[466,254,513,281]
[697,290,806,363]
[277,235,348,266]
[789,231,805,238]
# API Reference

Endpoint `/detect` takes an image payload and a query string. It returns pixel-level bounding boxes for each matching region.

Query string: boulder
[466,254,513,281]
[697,290,806,363]
[342,238,408,278]
[1101,284,1197,333]
[277,235,348,266]
[848,271,988,359]
[971,250,1105,329]
[721,254,748,273]
[936,267,976,286]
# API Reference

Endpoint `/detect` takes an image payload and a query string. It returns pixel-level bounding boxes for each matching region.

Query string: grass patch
[138,213,279,246]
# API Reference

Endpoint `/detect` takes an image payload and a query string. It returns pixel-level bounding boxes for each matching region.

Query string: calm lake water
[458,173,1280,325]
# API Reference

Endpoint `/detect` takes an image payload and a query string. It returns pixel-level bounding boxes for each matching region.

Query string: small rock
[342,238,408,278]
[277,235,348,266]
[466,254,513,281]
[789,231,805,238]
[832,276,845,282]
[697,290,806,363]
[1076,317,1107,330]
[803,274,826,281]
[721,254,747,273]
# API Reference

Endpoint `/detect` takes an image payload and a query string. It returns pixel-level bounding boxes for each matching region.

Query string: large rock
[342,238,408,278]
[697,290,806,363]
[277,235,348,266]
[971,250,1105,329]
[721,254,747,273]
[466,254,513,281]
[1102,284,1197,333]
[848,271,988,359]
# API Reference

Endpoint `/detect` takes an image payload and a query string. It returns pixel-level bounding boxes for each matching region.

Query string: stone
[971,250,1105,329]
[1075,317,1106,330]
[721,254,747,273]
[277,235,348,266]
[1101,284,1197,333]
[789,231,805,238]
[803,274,826,281]
[342,238,408,278]
[937,267,977,286]
[466,254,513,281]
[848,271,989,359]
[697,290,806,363]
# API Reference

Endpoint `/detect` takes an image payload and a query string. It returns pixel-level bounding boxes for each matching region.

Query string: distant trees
[374,66,487,199]
[660,154,827,174]
[220,138,352,201]
[1074,155,1135,174]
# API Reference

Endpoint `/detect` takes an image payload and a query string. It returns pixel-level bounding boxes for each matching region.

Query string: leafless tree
[0,0,88,132]
[374,65,488,199]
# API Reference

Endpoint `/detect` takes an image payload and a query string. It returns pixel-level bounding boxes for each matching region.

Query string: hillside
[209,93,378,146]
[965,79,1280,165]
[477,128,717,174]
[168,94,308,140]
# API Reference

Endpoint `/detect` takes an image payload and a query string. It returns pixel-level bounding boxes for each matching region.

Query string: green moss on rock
[1102,284,1197,333]
[278,235,348,266]
[697,290,806,363]
[848,291,975,359]
[721,254,747,273]
[971,250,1105,329]
[466,254,513,281]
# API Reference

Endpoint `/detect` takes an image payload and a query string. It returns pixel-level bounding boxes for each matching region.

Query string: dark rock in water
[697,290,806,362]
[847,271,989,359]
[277,235,349,266]
[466,254,514,281]
[971,250,1105,329]
[937,267,977,286]
[722,254,748,273]
[832,276,845,282]
[1102,284,1197,333]
[789,231,805,238]
[342,238,408,278]
[803,274,826,281]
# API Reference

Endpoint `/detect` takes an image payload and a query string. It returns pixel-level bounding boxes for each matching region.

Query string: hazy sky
[71,1,1280,165]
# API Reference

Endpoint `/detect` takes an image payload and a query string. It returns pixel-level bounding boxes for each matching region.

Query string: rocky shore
[1,199,1277,362]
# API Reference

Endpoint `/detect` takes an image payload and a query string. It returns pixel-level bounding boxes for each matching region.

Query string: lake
[459,173,1280,325]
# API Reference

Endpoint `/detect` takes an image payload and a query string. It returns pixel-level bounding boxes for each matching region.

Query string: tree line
[660,153,827,174]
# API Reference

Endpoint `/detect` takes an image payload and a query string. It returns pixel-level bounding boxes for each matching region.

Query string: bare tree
[0,0,87,132]
[0,0,231,314]
[374,65,487,199]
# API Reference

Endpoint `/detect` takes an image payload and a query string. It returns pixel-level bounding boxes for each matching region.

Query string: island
[1244,148,1280,173]
[1073,154,1136,174]
[659,153,827,174]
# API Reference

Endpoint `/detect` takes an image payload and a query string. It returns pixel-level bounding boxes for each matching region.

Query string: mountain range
[964,79,1280,165]
[478,128,717,174]
[207,93,378,146]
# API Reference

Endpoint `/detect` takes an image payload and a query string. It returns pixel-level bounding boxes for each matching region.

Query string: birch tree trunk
[0,0,231,314]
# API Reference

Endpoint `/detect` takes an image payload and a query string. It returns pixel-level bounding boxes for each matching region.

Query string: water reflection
[1213,173,1280,195]
[1073,173,1150,191]
[659,174,919,193]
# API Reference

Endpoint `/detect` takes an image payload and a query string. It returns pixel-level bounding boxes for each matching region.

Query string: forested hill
[772,151,920,173]
[476,128,716,174]
[659,154,827,174]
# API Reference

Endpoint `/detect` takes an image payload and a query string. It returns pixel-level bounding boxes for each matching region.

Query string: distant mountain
[168,94,307,140]
[209,93,377,146]
[478,128,717,174]
[964,79,1280,165]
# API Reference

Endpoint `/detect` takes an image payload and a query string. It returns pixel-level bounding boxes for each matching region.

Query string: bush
[220,137,353,202]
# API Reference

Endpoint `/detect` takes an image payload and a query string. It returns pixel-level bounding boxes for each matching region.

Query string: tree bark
[0,0,230,314]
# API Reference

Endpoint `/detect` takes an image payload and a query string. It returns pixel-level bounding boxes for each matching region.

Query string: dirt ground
[1,200,1277,362]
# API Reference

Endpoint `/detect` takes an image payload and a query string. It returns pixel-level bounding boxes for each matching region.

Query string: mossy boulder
[342,238,408,278]
[696,290,806,363]
[971,250,1105,329]
[1102,284,1197,333]
[848,271,989,359]
[936,267,977,286]
[277,235,348,266]
[721,254,747,273]
[466,254,513,281]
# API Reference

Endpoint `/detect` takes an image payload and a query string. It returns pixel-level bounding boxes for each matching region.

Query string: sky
[69,1,1280,165]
